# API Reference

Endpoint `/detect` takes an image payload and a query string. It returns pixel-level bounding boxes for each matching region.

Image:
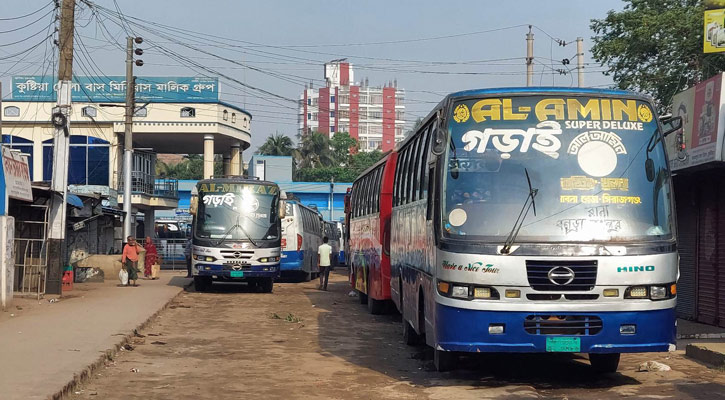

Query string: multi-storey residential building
[299,62,406,152]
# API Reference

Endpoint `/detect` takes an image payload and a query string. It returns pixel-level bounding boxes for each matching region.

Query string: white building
[299,61,406,152]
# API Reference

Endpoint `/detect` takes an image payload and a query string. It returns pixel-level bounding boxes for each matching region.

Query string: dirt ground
[68,271,725,400]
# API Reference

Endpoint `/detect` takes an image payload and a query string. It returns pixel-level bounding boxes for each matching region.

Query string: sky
[0,0,626,160]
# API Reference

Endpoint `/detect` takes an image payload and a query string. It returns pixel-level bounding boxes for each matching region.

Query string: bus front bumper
[435,303,676,354]
[194,264,280,279]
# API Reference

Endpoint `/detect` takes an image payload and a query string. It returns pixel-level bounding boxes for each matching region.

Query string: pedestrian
[317,236,332,290]
[184,236,192,278]
[122,236,142,287]
[143,236,159,279]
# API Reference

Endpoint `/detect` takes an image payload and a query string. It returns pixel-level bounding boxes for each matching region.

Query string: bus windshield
[195,184,280,241]
[442,94,673,243]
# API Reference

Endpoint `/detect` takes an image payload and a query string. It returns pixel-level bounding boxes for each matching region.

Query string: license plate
[230,271,244,278]
[546,337,580,352]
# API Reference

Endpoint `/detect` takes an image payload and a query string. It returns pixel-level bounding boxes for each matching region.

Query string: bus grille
[524,315,603,335]
[526,260,597,291]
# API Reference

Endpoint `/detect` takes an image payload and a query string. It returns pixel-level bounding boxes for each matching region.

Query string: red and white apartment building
[299,61,406,152]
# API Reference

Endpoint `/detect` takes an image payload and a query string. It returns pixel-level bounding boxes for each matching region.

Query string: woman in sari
[144,236,159,279]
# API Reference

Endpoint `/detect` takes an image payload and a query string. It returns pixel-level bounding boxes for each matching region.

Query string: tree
[156,154,222,179]
[257,133,294,156]
[295,131,334,169]
[591,0,725,111]
[330,132,358,166]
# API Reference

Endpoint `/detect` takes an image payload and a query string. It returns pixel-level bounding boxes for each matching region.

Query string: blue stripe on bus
[281,250,304,271]
[434,303,675,354]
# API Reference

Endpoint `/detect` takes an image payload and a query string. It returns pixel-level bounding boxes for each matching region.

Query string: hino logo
[548,266,575,285]
[617,266,655,272]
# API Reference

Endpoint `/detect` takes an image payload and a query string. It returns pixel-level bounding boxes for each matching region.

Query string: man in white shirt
[317,236,332,290]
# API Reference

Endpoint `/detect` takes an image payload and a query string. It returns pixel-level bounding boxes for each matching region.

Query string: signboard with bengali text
[11,76,219,103]
[1,147,33,202]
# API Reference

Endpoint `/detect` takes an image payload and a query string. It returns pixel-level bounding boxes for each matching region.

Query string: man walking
[317,236,332,290]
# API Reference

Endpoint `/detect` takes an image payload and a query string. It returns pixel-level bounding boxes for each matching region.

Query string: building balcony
[117,172,179,211]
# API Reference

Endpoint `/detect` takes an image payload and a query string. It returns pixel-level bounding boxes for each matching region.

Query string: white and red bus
[348,152,398,314]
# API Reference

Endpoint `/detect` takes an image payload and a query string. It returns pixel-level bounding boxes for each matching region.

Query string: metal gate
[13,203,49,299]
[674,174,697,319]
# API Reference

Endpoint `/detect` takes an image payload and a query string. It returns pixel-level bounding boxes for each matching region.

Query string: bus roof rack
[210,174,259,180]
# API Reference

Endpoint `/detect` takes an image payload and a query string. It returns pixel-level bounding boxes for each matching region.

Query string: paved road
[69,271,725,400]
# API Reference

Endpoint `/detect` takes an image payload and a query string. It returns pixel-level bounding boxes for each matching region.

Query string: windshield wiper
[214,215,261,248]
[500,168,538,255]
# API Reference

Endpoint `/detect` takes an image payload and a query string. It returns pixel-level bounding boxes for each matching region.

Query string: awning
[66,193,84,208]
[102,206,125,216]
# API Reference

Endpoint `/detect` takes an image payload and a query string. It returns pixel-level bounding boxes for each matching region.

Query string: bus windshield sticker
[461,120,562,159]
[567,131,627,177]
[202,193,235,207]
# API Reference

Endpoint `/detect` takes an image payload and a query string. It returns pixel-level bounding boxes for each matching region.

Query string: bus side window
[411,133,423,202]
[393,155,401,207]
[400,148,409,205]
[404,144,415,204]
[420,125,432,201]
[366,174,373,215]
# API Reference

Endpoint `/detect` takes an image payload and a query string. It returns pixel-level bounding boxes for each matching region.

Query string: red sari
[144,239,159,277]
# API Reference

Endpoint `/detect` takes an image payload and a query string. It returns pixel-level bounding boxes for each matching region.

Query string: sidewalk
[0,271,188,400]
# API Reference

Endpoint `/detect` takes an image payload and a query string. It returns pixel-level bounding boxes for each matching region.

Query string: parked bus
[323,220,341,267]
[281,200,323,281]
[336,221,345,267]
[343,190,352,268]
[384,87,681,372]
[190,178,285,292]
[348,151,397,314]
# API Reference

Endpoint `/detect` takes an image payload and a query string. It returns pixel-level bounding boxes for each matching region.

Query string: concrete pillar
[230,141,241,176]
[143,209,155,239]
[223,154,231,176]
[203,134,214,179]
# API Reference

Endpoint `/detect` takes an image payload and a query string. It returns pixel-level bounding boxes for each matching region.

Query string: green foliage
[156,154,223,180]
[257,133,295,156]
[330,132,358,166]
[590,0,725,111]
[295,150,385,182]
[295,131,335,169]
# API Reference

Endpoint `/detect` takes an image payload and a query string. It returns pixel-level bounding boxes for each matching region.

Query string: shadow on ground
[305,270,643,393]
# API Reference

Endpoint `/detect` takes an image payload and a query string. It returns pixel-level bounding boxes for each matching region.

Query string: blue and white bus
[281,200,323,281]
[190,178,284,292]
[389,87,682,372]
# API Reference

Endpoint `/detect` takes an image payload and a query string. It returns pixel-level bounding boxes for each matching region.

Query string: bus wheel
[589,353,620,373]
[304,271,312,282]
[260,278,274,293]
[358,290,368,304]
[367,297,384,315]
[434,349,458,372]
[402,319,421,346]
[194,277,211,292]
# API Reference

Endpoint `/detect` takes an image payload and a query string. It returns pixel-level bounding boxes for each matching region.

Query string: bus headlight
[193,254,216,262]
[650,286,667,300]
[625,286,648,298]
[451,285,469,299]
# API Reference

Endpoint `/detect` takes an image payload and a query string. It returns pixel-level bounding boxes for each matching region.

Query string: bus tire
[194,276,211,292]
[402,319,421,346]
[358,290,368,304]
[434,349,458,372]
[304,271,312,282]
[260,278,274,293]
[589,353,620,373]
[367,296,384,315]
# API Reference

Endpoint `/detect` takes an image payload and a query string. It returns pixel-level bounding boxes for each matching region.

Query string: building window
[134,106,148,117]
[223,110,228,121]
[81,106,97,118]
[330,95,335,103]
[3,106,20,117]
[331,125,336,133]
[231,113,236,123]
[307,113,311,120]
[43,136,110,185]
[307,98,311,106]
[2,135,33,178]
[330,111,335,118]
[181,107,196,117]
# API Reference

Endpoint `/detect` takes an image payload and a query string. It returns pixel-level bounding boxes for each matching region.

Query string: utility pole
[122,37,135,243]
[526,25,534,87]
[47,0,75,295]
[122,36,143,243]
[576,37,584,87]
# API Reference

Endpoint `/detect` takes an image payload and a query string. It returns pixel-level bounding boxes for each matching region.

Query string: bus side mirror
[662,116,683,137]
[189,196,198,216]
[431,127,448,156]
[279,200,287,219]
